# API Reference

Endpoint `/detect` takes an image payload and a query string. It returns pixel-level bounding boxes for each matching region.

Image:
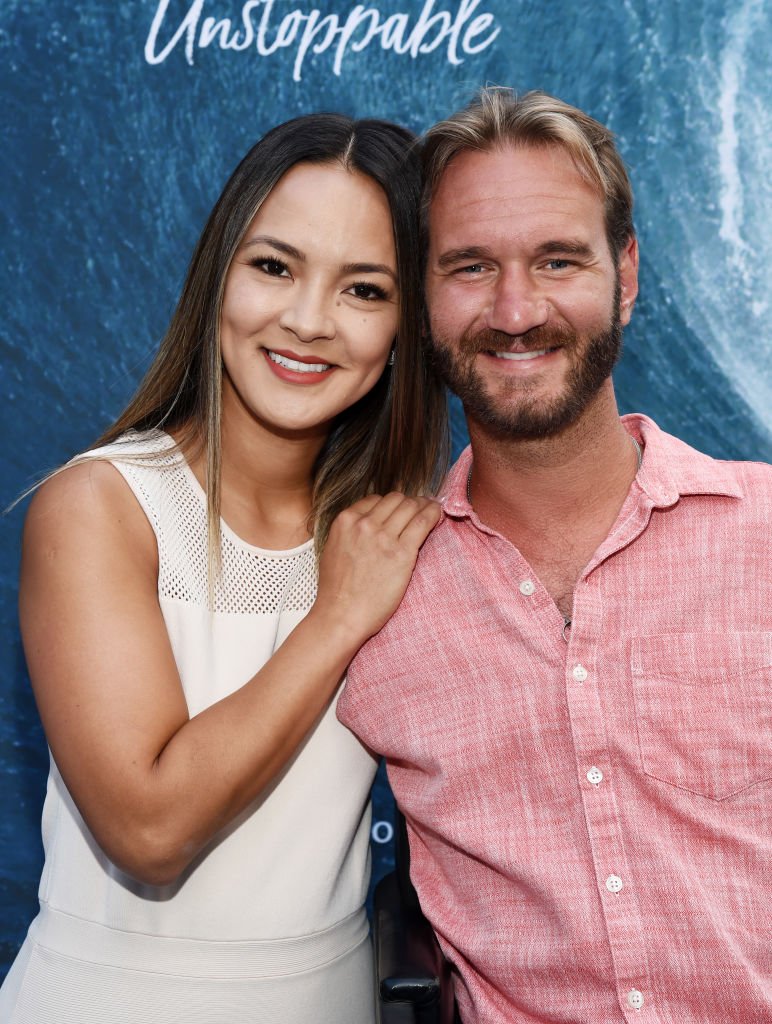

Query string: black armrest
[374,871,446,1023]
[373,811,457,1024]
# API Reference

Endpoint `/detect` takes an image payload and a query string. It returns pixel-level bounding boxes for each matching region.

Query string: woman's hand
[19,468,437,887]
[314,493,441,645]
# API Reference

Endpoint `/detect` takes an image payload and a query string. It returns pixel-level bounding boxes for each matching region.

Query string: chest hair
[513,530,603,622]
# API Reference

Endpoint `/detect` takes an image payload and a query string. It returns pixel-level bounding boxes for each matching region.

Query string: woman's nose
[278,286,336,343]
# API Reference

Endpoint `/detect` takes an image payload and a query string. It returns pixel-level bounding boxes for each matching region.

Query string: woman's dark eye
[250,257,289,277]
[350,282,388,301]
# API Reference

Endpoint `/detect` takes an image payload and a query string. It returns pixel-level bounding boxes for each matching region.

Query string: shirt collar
[439,414,743,520]
[625,414,743,506]
[439,446,474,519]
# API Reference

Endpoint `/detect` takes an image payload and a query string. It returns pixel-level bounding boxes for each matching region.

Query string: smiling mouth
[267,350,333,373]
[490,347,559,361]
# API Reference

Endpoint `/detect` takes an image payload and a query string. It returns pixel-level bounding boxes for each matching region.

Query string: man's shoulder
[712,457,772,525]
[367,511,468,632]
[678,443,772,499]
[338,515,459,735]
[343,508,475,679]
[680,442,772,494]
[720,455,772,483]
[632,414,772,503]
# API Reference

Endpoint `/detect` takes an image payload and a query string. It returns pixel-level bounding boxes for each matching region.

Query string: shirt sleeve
[336,633,387,752]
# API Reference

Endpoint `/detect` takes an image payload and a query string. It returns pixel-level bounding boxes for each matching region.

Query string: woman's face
[220,160,399,440]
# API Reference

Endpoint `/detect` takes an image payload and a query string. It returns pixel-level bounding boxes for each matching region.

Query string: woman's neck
[183,403,329,551]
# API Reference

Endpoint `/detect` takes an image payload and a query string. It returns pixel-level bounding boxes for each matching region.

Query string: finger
[394,499,442,546]
[368,495,439,539]
[345,494,383,518]
[355,491,413,528]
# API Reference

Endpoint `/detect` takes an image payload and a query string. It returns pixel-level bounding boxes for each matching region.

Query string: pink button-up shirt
[338,415,772,1023]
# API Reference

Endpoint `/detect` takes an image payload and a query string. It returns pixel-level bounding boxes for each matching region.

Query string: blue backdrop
[1,0,770,979]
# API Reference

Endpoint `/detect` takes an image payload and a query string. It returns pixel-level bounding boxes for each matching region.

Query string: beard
[428,295,623,441]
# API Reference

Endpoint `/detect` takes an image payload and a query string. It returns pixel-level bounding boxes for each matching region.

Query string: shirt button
[605,874,624,893]
[572,664,588,682]
[587,767,604,785]
[519,580,535,596]
[627,989,644,1010]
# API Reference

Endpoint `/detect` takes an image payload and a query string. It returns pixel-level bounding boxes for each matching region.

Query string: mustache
[456,323,576,356]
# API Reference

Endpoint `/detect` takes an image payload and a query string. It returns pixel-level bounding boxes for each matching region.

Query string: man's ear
[618,235,639,327]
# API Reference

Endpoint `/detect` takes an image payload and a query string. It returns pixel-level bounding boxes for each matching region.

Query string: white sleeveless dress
[0,431,378,1023]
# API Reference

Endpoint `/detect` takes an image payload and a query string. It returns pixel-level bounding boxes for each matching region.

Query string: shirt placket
[563,503,661,1023]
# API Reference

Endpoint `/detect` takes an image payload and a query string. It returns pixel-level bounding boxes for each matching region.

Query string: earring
[388,347,396,366]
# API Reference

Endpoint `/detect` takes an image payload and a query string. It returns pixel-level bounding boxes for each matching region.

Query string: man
[338,89,772,1023]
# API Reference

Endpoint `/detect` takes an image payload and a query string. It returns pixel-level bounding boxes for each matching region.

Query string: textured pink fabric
[338,415,772,1024]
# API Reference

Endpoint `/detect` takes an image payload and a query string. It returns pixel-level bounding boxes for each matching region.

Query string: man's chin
[460,376,599,440]
[465,405,582,442]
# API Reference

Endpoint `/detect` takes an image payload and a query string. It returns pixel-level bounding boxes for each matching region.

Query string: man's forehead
[433,143,597,204]
[428,143,605,241]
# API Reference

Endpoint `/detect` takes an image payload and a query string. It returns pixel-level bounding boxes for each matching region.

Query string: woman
[1,114,447,1023]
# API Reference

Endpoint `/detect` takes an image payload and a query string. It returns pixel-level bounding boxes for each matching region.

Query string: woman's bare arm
[20,460,439,885]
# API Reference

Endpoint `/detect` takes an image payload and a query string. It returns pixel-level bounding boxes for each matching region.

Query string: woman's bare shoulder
[23,457,156,563]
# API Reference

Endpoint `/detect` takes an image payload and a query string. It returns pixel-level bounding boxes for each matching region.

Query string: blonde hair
[422,87,634,258]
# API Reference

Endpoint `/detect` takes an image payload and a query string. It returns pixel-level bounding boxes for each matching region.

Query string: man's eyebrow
[534,240,594,258]
[242,235,305,261]
[436,246,494,269]
[340,262,397,281]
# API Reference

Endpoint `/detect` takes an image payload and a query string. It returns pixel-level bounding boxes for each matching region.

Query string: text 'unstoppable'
[145,0,501,81]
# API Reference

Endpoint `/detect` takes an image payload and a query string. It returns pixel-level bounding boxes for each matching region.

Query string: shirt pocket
[631,632,772,801]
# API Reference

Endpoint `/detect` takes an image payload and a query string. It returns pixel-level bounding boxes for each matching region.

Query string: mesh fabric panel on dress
[115,439,316,615]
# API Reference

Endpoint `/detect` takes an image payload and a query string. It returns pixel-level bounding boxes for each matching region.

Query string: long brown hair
[93,114,448,557]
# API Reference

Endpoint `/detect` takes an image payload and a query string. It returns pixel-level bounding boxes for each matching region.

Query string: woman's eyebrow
[340,261,397,281]
[242,235,305,261]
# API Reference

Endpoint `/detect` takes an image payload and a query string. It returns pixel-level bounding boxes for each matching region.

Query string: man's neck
[465,387,639,616]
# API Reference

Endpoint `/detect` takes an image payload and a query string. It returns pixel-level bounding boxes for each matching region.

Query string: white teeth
[493,349,550,361]
[268,351,331,373]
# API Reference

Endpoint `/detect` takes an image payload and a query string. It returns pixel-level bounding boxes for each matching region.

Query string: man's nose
[485,266,549,335]
[278,286,336,343]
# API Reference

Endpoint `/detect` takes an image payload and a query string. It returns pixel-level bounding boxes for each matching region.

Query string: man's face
[425,144,638,439]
